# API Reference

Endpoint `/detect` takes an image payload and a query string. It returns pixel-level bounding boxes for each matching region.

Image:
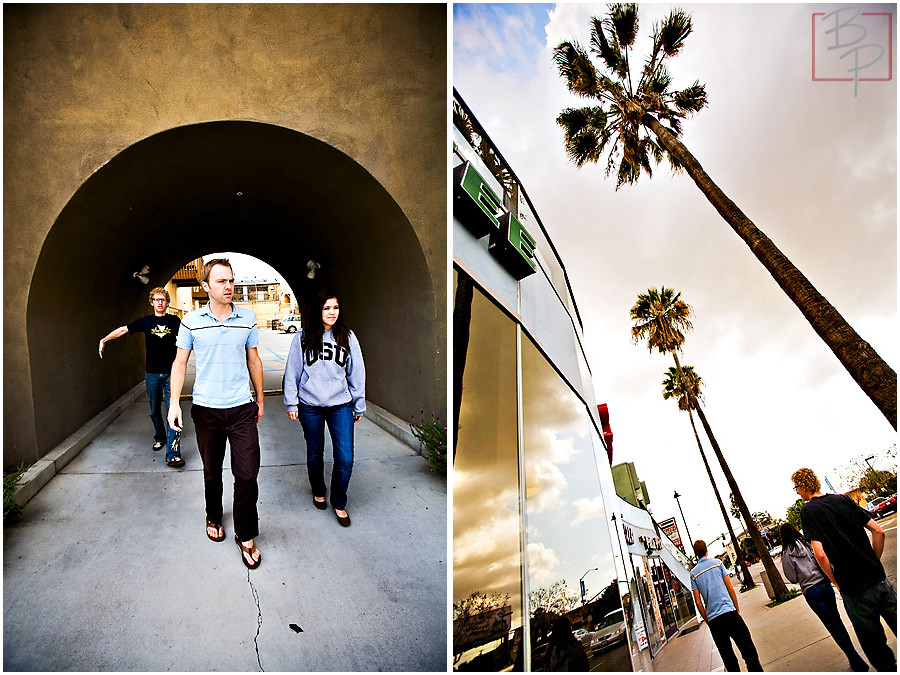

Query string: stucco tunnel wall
[4,4,446,468]
[26,121,436,456]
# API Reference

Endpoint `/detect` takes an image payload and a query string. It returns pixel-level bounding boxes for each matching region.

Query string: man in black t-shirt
[793,467,896,671]
[100,287,184,467]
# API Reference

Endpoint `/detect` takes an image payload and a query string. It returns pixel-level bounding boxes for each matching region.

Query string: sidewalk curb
[365,401,423,454]
[12,382,145,507]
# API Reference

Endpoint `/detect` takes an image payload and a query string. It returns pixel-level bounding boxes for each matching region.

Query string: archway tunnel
[26,121,442,457]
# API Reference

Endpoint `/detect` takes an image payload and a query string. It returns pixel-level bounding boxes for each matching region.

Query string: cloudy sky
[454,3,897,552]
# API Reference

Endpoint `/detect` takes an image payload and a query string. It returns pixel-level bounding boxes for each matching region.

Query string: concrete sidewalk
[3,391,447,672]
[649,563,897,672]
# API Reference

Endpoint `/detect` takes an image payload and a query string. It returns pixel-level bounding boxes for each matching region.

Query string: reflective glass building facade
[452,91,632,671]
[452,91,700,672]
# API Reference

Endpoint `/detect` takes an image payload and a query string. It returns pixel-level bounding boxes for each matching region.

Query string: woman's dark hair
[779,523,809,552]
[301,288,351,360]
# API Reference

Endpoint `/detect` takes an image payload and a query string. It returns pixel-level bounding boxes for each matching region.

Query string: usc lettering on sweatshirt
[283,329,366,415]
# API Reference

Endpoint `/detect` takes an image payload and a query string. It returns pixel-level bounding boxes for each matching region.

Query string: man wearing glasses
[99,287,184,467]
[792,467,896,671]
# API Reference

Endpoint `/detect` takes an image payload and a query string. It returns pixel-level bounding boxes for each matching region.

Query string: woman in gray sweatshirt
[284,289,366,527]
[780,523,868,671]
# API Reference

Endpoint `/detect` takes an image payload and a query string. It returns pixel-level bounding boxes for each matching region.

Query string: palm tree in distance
[555,4,896,429]
[662,365,754,589]
[631,287,789,598]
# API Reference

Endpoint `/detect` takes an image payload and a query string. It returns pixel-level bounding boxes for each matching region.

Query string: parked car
[866,495,897,518]
[591,609,627,654]
[572,627,593,648]
[277,315,302,333]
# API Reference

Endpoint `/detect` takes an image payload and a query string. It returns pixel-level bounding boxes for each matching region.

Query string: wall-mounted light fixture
[133,265,150,285]
[307,260,320,279]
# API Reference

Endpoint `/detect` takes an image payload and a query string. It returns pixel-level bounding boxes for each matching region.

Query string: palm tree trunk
[453,272,474,462]
[686,408,754,589]
[644,113,897,430]
[670,351,789,597]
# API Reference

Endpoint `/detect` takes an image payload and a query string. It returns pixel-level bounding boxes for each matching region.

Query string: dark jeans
[707,610,763,672]
[298,402,354,511]
[191,402,261,542]
[805,581,867,668]
[843,579,897,672]
[145,373,178,460]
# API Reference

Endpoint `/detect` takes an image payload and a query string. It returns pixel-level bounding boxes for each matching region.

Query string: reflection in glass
[453,271,522,671]
[521,337,630,671]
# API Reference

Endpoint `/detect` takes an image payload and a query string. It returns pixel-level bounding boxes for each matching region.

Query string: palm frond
[658,9,693,56]
[646,137,664,166]
[610,3,639,47]
[557,106,611,167]
[589,17,626,78]
[667,149,684,173]
[674,82,708,114]
[643,64,672,96]
[553,41,600,98]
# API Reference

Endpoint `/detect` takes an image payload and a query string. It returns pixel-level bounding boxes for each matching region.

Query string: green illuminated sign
[454,161,537,280]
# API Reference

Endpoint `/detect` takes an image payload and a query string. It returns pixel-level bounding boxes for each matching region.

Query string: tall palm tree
[662,365,754,589]
[556,4,896,429]
[631,287,789,598]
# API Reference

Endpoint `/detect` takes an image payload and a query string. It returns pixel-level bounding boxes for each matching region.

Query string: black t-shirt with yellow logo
[127,314,181,374]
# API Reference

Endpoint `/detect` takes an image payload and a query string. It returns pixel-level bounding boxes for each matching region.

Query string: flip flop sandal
[234,535,262,570]
[206,518,225,542]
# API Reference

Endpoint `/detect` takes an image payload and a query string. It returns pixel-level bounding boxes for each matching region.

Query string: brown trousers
[191,401,261,542]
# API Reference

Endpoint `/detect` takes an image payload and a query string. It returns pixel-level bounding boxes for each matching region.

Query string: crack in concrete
[248,571,264,672]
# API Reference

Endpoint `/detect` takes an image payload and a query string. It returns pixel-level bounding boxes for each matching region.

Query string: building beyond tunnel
[3,4,446,468]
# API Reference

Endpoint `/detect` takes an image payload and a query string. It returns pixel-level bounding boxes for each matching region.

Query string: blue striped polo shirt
[176,303,259,408]
[690,557,735,620]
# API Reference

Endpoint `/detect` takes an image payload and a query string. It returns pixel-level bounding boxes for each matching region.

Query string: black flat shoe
[334,509,351,527]
[313,497,327,510]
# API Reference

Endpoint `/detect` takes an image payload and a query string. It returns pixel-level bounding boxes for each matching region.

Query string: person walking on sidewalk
[283,288,365,527]
[780,522,869,671]
[793,467,897,671]
[690,539,764,672]
[99,286,184,467]
[168,259,265,570]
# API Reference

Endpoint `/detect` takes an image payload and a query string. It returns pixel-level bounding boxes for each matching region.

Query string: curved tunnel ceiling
[27,121,436,453]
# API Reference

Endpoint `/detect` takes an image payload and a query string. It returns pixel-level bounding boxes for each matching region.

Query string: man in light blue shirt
[690,539,763,671]
[168,259,265,570]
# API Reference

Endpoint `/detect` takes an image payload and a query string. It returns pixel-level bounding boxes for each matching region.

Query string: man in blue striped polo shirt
[690,539,763,671]
[168,259,265,570]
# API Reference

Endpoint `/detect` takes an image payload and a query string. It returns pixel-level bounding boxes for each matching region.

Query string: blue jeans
[145,373,178,461]
[298,402,354,510]
[805,581,867,668]
[843,579,897,671]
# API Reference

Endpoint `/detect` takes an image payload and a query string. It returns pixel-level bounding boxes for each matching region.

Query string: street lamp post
[673,490,693,555]
[579,567,598,605]
[864,455,879,495]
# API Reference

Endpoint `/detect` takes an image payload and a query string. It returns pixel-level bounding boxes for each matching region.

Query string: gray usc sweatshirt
[781,541,828,592]
[283,329,366,415]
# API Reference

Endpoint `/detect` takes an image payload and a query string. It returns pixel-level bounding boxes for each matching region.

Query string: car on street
[277,315,302,333]
[572,627,593,648]
[591,608,627,654]
[866,495,897,519]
